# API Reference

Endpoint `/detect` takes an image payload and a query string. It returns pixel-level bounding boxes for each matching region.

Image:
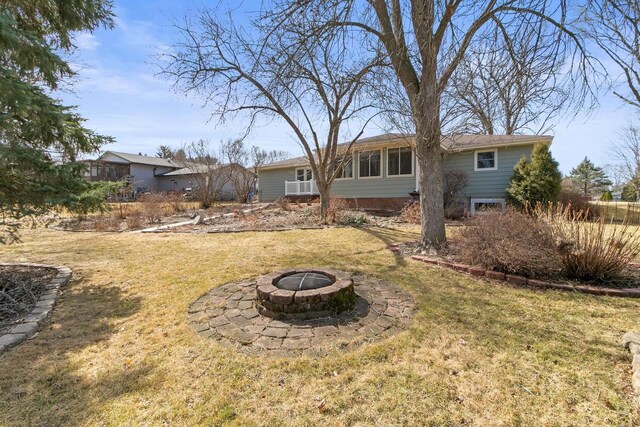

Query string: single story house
[257,133,553,213]
[81,151,238,199]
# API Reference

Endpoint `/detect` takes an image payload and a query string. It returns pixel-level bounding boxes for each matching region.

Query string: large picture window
[475,150,497,171]
[335,155,353,179]
[387,147,413,176]
[358,150,381,178]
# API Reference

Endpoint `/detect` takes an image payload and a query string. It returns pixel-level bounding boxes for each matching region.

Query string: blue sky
[61,0,638,175]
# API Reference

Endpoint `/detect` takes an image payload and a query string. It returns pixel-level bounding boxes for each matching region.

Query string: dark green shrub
[506,144,561,209]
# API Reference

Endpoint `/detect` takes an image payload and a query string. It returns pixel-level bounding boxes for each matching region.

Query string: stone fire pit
[188,269,416,356]
[256,269,356,319]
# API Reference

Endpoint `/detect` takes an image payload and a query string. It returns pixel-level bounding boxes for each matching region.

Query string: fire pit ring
[256,269,356,319]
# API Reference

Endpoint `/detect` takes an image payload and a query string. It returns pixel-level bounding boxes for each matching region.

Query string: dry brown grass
[0,226,638,425]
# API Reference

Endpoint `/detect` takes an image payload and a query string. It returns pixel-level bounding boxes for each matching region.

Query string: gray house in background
[81,151,237,199]
[257,133,553,213]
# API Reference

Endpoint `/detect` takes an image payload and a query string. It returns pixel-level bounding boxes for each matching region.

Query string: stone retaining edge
[622,332,640,397]
[0,263,72,354]
[386,243,640,298]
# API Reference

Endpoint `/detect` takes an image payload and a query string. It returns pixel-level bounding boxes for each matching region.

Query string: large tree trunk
[416,129,446,250]
[414,83,446,250]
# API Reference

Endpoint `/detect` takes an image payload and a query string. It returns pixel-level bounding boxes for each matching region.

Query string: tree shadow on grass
[399,266,629,364]
[0,276,147,426]
[356,226,420,269]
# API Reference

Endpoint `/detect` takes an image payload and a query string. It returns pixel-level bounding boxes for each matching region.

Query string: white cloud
[73,32,100,51]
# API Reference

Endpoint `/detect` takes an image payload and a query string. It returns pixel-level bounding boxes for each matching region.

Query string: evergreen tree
[506,144,562,209]
[156,145,173,159]
[569,157,612,196]
[622,184,638,202]
[0,1,115,242]
[600,190,613,201]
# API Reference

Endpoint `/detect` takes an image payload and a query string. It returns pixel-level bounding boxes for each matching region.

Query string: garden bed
[54,197,259,232]
[168,203,403,233]
[390,205,640,296]
[0,265,57,335]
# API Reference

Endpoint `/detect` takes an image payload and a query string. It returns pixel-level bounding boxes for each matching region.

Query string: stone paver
[0,263,72,355]
[263,327,288,338]
[188,273,416,356]
[623,331,640,395]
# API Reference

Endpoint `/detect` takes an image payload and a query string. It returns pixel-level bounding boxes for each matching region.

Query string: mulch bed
[170,205,407,233]
[55,214,194,232]
[0,266,57,335]
[391,240,640,297]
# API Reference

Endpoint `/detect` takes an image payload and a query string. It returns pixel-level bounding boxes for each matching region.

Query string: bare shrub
[444,170,468,209]
[275,197,291,211]
[125,210,143,229]
[326,197,348,224]
[559,188,600,220]
[93,214,121,231]
[400,200,420,224]
[457,209,561,277]
[165,193,187,214]
[138,194,165,223]
[445,203,467,220]
[535,204,640,282]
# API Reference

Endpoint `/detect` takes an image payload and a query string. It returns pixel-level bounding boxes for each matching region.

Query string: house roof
[161,163,217,176]
[99,151,180,167]
[259,133,553,170]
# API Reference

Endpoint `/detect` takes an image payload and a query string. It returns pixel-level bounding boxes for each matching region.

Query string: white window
[387,147,413,176]
[295,168,312,181]
[470,198,505,214]
[474,149,498,171]
[358,150,381,178]
[335,154,354,179]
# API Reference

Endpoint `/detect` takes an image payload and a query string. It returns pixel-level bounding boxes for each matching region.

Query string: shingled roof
[99,151,181,168]
[259,133,552,170]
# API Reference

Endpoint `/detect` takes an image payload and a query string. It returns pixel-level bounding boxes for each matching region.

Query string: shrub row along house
[257,133,553,213]
[81,151,241,200]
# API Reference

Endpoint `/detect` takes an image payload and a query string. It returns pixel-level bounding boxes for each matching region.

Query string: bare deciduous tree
[182,139,232,208]
[160,8,384,222]
[586,0,640,108]
[267,0,596,249]
[448,25,574,135]
[613,124,640,200]
[222,139,288,203]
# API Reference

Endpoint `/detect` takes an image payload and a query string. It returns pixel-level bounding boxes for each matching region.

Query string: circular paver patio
[188,274,416,356]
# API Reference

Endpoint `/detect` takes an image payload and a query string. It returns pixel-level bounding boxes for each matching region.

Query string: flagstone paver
[188,274,415,356]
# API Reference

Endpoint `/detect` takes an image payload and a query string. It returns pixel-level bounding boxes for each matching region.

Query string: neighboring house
[81,151,239,199]
[257,133,553,213]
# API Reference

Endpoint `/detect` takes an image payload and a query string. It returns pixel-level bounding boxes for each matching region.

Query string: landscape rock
[623,332,640,353]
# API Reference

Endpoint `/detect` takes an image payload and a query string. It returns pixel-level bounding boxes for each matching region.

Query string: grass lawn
[593,201,640,224]
[0,226,638,426]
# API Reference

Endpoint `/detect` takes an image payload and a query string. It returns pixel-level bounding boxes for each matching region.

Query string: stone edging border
[622,332,640,396]
[0,263,72,354]
[387,243,640,298]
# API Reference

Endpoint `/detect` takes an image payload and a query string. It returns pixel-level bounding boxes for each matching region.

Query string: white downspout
[415,153,419,192]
